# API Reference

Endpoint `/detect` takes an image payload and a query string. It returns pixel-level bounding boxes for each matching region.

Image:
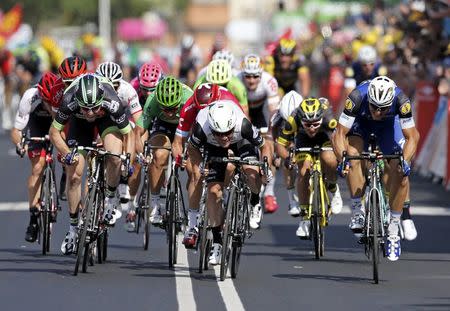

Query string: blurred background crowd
[0,0,449,185]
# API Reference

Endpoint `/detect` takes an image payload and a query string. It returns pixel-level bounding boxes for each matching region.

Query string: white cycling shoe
[330,185,343,214]
[401,219,417,241]
[249,203,262,229]
[208,243,222,265]
[104,196,121,225]
[296,219,310,239]
[288,204,301,217]
[61,229,78,255]
[150,202,163,224]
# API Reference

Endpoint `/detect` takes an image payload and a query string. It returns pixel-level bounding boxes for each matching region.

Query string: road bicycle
[72,144,130,275]
[197,149,211,273]
[342,133,403,284]
[20,134,61,255]
[209,156,268,281]
[289,145,333,259]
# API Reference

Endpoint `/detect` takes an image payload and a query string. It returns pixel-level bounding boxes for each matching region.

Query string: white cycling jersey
[117,79,141,115]
[237,71,279,109]
[14,87,51,130]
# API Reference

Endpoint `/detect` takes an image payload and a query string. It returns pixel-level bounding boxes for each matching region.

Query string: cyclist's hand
[401,159,411,177]
[62,152,79,165]
[136,152,150,166]
[15,143,26,158]
[337,160,350,177]
[174,154,187,168]
[284,157,294,170]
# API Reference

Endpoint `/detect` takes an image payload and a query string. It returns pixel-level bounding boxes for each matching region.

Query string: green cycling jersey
[193,75,248,107]
[136,83,193,130]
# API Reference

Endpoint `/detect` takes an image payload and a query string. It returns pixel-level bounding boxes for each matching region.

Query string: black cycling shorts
[150,119,178,142]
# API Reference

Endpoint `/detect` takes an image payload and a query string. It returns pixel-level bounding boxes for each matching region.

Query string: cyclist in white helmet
[96,61,142,231]
[333,75,420,261]
[197,49,239,79]
[237,53,280,215]
[272,90,302,216]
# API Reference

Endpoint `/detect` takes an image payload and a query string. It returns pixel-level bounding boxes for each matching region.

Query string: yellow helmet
[299,98,324,122]
[279,38,296,55]
[206,59,232,85]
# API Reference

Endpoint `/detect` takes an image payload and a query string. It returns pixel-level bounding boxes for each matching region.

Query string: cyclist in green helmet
[135,76,193,224]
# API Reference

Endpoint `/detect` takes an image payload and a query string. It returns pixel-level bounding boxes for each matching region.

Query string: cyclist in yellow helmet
[263,38,311,97]
[276,97,342,238]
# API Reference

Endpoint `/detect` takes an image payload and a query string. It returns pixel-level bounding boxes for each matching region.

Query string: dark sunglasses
[369,103,390,113]
[244,74,261,79]
[212,129,234,137]
[161,106,178,113]
[80,105,102,113]
[301,121,322,129]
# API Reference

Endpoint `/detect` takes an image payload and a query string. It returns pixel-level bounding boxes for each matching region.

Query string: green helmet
[156,76,183,108]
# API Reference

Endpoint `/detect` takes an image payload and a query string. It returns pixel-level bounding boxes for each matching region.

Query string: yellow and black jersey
[277,101,337,147]
[263,55,309,94]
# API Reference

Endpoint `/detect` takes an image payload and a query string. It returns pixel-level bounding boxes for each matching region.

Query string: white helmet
[358,45,377,64]
[206,59,232,85]
[242,53,263,75]
[279,90,303,121]
[207,100,236,133]
[181,34,194,49]
[213,49,234,66]
[368,76,396,107]
[96,61,123,84]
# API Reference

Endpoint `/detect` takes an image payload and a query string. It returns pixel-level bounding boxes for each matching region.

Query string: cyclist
[194,59,249,116]
[172,34,202,87]
[11,72,64,242]
[130,61,164,106]
[188,100,271,264]
[332,76,420,261]
[197,49,239,79]
[264,38,311,97]
[50,73,134,255]
[344,45,388,97]
[135,76,193,225]
[272,90,303,216]
[56,56,89,200]
[172,82,241,248]
[238,53,280,213]
[277,97,343,238]
[96,61,141,228]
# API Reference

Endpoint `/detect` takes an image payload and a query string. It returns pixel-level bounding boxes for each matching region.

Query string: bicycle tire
[231,188,249,278]
[311,172,321,260]
[82,243,91,272]
[198,202,209,273]
[74,189,95,276]
[102,230,108,262]
[40,168,52,255]
[168,175,177,268]
[97,232,104,264]
[371,190,380,284]
[220,186,236,281]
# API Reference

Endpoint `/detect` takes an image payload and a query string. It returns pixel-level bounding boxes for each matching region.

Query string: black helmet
[75,74,104,108]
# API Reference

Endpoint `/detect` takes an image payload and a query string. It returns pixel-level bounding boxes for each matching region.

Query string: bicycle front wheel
[220,186,236,281]
[231,189,249,278]
[167,176,178,268]
[198,202,209,273]
[370,190,380,284]
[311,172,321,260]
[41,167,53,255]
[74,189,95,276]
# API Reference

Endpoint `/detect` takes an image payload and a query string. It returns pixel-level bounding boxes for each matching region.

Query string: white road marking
[0,202,29,211]
[174,237,197,310]
[213,265,245,311]
[340,205,450,216]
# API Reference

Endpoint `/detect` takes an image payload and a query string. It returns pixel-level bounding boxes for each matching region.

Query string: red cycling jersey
[176,88,241,138]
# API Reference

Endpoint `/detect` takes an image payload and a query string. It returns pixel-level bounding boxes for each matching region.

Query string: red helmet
[49,78,65,108]
[193,83,221,108]
[38,72,58,101]
[58,56,87,82]
[139,62,164,90]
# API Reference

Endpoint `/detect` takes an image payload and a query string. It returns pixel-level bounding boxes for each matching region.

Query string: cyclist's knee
[298,161,310,178]
[208,183,223,203]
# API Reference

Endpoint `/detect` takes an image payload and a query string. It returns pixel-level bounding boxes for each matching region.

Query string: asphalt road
[0,133,449,311]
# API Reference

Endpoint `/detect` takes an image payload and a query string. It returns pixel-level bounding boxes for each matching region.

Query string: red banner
[0,4,22,39]
[414,80,439,154]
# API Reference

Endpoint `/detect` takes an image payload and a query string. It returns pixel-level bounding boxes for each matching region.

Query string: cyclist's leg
[295,154,312,238]
[320,139,342,214]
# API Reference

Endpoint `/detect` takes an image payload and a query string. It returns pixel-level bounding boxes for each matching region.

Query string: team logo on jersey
[107,100,120,113]
[344,99,354,111]
[328,119,337,129]
[400,102,411,115]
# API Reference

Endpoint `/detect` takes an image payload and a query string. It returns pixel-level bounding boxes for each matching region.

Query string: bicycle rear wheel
[311,172,321,260]
[41,168,52,255]
[370,190,380,284]
[220,186,236,281]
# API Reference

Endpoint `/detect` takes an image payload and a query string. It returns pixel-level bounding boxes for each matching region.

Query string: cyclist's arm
[134,125,146,155]
[241,117,270,160]
[276,115,296,159]
[11,89,35,145]
[228,78,249,117]
[172,135,184,160]
[397,94,420,162]
[298,66,310,97]
[49,95,76,155]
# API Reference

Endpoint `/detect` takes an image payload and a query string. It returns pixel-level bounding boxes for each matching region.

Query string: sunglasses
[212,129,234,137]
[369,103,390,113]
[301,120,322,129]
[80,105,102,114]
[361,62,375,66]
[140,85,156,93]
[161,106,178,113]
[244,74,261,79]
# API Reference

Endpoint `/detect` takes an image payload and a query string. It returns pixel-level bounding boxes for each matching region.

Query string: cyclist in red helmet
[171,82,242,248]
[11,72,64,243]
[58,56,87,86]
